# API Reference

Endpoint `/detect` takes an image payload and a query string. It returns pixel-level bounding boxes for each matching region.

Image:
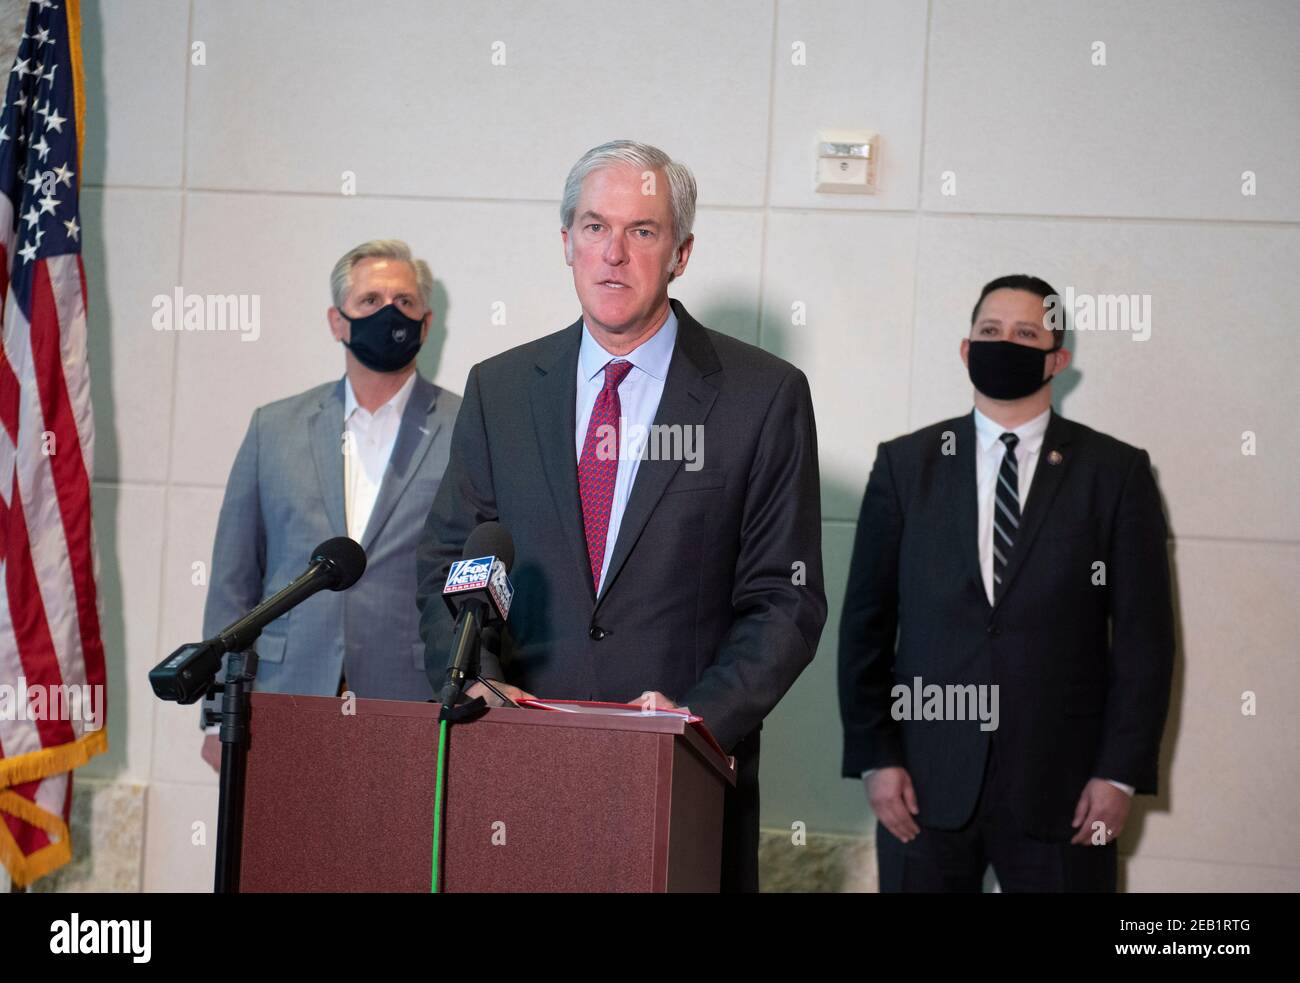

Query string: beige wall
[62,0,1300,891]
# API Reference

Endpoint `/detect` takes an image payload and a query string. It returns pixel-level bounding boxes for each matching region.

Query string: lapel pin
[1048,449,1063,466]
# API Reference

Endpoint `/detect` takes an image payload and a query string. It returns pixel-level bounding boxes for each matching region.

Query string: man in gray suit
[200,239,461,769]
[416,142,826,890]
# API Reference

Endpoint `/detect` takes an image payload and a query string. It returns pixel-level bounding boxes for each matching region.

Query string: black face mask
[967,340,1056,400]
[338,303,424,373]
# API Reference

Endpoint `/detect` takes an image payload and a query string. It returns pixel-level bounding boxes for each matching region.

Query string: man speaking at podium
[417,141,826,892]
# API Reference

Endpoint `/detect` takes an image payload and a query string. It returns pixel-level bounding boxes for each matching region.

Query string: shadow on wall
[697,297,881,890]
[1121,479,1185,892]
[414,277,449,386]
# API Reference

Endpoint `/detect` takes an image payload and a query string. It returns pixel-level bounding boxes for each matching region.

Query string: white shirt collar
[344,371,418,423]
[973,405,1052,453]
[578,306,679,384]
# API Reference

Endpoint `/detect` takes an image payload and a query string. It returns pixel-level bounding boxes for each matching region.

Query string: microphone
[149,537,367,704]
[436,522,515,705]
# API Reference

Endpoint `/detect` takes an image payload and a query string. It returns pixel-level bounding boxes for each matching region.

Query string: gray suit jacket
[201,373,460,725]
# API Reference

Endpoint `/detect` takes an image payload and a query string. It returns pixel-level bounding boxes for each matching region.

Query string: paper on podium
[516,699,731,767]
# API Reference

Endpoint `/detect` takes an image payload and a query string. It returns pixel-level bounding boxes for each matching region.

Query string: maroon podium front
[236,693,736,892]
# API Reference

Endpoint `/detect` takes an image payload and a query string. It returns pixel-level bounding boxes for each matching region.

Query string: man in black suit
[839,274,1174,892]
[417,140,826,892]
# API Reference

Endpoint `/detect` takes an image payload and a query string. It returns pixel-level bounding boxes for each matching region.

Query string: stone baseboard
[759,827,877,892]
[28,776,146,893]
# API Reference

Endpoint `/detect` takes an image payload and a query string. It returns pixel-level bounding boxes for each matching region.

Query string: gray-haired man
[199,239,461,770]
[416,142,826,890]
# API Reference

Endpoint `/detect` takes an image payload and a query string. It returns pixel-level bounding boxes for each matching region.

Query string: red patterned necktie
[578,359,635,591]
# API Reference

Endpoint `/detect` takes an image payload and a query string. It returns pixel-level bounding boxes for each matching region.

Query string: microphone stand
[205,648,259,894]
[430,608,498,893]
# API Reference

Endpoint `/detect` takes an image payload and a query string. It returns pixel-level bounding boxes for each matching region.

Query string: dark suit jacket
[417,299,827,889]
[838,409,1174,840]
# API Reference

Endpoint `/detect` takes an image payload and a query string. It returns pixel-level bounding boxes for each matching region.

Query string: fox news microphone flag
[0,0,105,888]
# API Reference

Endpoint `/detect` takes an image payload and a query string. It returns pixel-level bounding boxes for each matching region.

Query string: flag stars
[4,10,79,266]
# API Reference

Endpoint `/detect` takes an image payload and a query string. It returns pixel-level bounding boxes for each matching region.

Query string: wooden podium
[236,693,737,892]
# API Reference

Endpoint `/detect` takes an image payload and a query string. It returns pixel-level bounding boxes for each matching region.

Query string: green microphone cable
[431,717,449,893]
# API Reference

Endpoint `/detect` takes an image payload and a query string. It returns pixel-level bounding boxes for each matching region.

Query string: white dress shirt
[343,371,416,541]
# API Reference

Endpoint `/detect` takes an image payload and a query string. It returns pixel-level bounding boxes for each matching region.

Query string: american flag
[0,0,105,888]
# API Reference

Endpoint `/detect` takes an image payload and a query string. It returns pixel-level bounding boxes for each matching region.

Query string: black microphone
[436,522,515,705]
[149,537,367,704]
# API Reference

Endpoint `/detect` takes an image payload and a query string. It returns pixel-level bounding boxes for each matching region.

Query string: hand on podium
[466,679,535,707]
[634,691,688,713]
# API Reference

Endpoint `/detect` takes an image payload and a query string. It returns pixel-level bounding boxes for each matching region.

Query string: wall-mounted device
[815,129,879,194]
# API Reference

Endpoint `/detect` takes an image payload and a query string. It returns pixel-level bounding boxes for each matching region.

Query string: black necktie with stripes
[993,432,1020,600]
